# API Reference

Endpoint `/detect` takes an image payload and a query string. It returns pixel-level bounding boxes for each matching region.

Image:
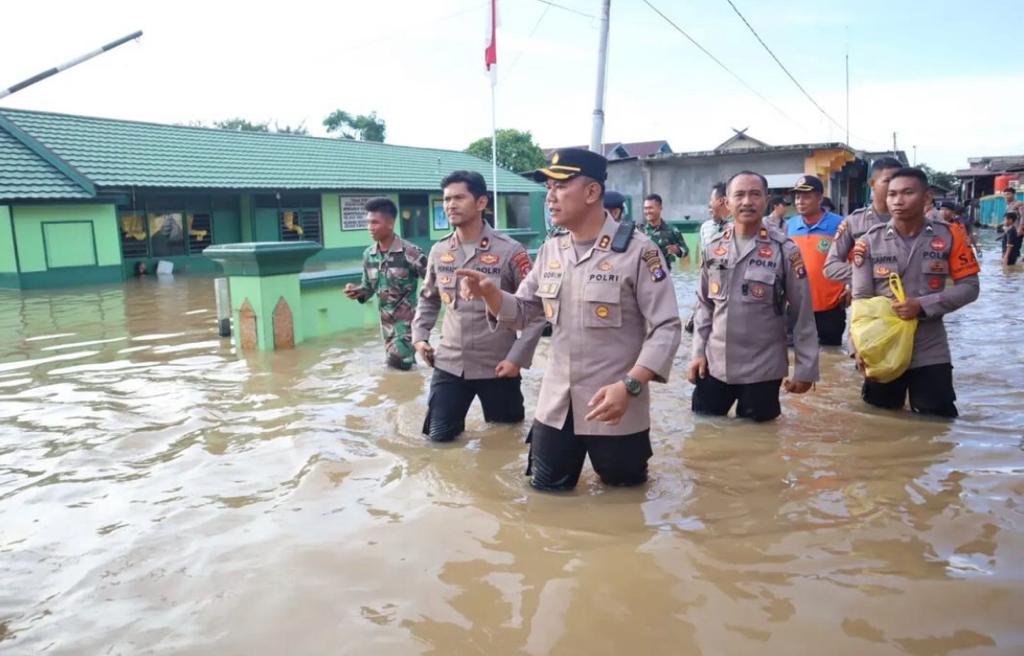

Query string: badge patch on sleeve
[642,249,667,282]
[852,240,867,267]
[512,251,532,277]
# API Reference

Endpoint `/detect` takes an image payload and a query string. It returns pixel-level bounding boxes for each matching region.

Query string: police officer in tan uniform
[412,170,546,442]
[851,167,980,418]
[824,156,903,285]
[689,171,819,421]
[459,149,681,491]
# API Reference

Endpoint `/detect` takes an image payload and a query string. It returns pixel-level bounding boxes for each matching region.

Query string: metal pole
[845,53,850,145]
[589,0,611,154]
[0,30,143,100]
[214,278,232,338]
[492,82,499,223]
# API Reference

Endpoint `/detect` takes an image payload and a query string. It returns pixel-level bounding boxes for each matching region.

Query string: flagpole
[491,79,498,224]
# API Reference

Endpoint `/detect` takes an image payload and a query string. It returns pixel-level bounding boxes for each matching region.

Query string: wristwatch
[622,375,643,397]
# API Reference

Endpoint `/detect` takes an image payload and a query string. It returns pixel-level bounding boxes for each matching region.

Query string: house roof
[543,140,672,159]
[713,129,770,152]
[0,107,541,201]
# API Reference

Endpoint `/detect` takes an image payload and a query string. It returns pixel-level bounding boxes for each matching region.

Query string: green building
[0,108,545,289]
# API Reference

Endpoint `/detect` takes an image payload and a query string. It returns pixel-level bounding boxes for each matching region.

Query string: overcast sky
[2,0,1019,172]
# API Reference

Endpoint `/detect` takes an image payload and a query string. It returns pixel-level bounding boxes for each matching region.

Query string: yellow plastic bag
[850,273,917,383]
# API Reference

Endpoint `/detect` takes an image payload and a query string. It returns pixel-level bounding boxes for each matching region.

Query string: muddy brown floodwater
[1,243,1022,655]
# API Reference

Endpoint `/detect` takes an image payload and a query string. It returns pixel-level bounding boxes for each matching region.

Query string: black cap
[603,190,625,209]
[791,175,824,193]
[530,148,608,183]
[939,201,956,211]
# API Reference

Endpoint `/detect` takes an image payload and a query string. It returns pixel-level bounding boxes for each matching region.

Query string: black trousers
[814,304,847,346]
[422,367,524,442]
[691,374,783,422]
[526,404,652,492]
[862,362,958,418]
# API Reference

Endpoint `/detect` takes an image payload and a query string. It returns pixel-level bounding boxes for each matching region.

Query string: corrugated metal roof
[0,107,542,198]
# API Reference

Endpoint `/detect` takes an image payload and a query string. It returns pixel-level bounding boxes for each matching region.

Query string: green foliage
[213,117,270,132]
[465,129,546,174]
[919,163,958,191]
[322,110,386,142]
[210,118,308,135]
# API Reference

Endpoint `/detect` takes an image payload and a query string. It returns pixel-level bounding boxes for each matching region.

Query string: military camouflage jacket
[354,236,428,311]
[640,220,688,268]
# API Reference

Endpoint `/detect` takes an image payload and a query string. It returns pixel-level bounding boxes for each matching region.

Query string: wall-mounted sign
[340,195,374,231]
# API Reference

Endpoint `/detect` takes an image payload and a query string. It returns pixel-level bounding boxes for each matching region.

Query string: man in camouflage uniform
[345,196,427,370]
[641,193,689,269]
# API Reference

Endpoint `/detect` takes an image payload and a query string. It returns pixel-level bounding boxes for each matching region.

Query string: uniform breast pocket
[390,267,410,280]
[708,268,730,300]
[583,283,622,328]
[742,267,775,303]
[367,269,379,283]
[921,258,948,291]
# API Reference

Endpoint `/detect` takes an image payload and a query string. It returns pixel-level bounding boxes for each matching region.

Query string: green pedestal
[204,242,322,351]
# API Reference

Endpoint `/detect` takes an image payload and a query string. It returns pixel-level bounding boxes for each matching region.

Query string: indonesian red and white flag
[485,0,497,86]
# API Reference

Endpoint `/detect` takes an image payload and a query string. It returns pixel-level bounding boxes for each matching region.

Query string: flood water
[1,243,1022,655]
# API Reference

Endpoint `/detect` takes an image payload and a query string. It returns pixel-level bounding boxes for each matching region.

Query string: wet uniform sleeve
[823,218,854,283]
[491,245,546,332]
[691,247,714,359]
[409,245,428,281]
[850,239,874,300]
[503,247,545,369]
[412,248,441,344]
[355,251,375,303]
[783,241,820,382]
[633,247,682,383]
[919,226,980,319]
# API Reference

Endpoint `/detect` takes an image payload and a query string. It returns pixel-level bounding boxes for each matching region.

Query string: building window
[149,212,186,257]
[188,213,213,252]
[119,212,149,258]
[506,195,532,230]
[280,209,322,244]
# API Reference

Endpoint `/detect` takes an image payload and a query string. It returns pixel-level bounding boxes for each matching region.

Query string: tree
[214,117,270,132]
[273,121,308,135]
[465,129,545,174]
[322,110,386,142]
[919,163,958,191]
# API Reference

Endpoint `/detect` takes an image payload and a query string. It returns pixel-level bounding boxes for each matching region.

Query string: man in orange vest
[785,175,848,345]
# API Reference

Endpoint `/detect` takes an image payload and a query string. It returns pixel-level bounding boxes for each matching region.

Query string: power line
[640,0,801,128]
[505,3,552,79]
[534,0,595,19]
[723,0,846,134]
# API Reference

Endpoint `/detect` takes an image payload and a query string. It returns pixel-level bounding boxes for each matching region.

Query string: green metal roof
[0,107,542,200]
[0,122,93,199]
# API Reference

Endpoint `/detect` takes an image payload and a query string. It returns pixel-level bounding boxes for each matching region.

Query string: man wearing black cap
[604,190,627,221]
[785,174,847,346]
[458,148,682,492]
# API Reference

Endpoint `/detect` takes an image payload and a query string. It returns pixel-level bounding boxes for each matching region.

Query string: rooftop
[0,107,541,201]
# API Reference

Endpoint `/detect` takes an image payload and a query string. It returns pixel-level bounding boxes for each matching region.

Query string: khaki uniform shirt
[851,219,980,369]
[413,222,545,379]
[823,206,889,284]
[491,214,681,436]
[692,223,820,385]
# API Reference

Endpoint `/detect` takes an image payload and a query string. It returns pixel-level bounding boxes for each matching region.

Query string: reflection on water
[1,247,1022,655]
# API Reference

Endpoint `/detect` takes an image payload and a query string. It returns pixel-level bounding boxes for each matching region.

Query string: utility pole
[0,31,142,100]
[892,131,898,157]
[845,53,850,145]
[589,0,611,154]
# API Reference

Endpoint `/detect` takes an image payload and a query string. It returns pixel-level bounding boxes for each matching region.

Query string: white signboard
[340,195,374,231]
